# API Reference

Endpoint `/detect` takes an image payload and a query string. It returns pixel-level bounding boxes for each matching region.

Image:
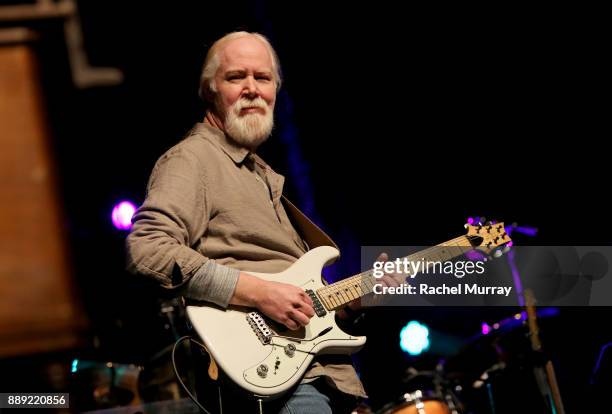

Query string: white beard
[224,97,274,149]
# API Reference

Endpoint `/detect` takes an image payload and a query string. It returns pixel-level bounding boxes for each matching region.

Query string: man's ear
[201,82,216,103]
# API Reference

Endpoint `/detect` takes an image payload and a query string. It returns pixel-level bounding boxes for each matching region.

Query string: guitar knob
[257,364,269,378]
[285,343,296,357]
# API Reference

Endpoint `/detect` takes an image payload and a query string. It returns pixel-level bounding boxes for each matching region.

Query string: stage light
[400,321,430,356]
[71,359,79,373]
[111,200,137,230]
[481,322,491,335]
[465,249,487,261]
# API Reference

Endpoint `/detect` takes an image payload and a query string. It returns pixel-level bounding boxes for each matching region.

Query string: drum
[377,371,461,414]
[378,390,452,414]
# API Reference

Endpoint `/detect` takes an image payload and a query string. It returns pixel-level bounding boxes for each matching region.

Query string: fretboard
[316,235,474,310]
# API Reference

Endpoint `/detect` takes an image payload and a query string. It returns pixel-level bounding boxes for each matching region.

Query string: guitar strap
[281,195,339,254]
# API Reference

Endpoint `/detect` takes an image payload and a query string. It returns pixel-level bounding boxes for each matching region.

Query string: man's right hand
[254,280,315,330]
[230,272,315,330]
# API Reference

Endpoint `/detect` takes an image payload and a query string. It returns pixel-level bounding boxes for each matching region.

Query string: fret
[326,293,338,308]
[346,287,358,300]
[336,289,349,304]
[348,287,361,298]
[333,292,343,307]
[325,295,337,309]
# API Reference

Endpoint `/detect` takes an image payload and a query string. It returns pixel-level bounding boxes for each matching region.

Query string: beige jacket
[126,123,366,398]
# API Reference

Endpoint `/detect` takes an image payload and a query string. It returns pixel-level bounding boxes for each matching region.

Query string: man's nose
[242,76,258,98]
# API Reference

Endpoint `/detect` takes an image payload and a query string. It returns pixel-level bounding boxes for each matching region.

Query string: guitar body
[186,246,367,398]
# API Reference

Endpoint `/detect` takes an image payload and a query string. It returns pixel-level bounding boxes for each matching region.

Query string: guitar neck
[316,235,474,310]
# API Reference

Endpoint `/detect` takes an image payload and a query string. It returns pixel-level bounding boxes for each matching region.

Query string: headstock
[465,222,512,257]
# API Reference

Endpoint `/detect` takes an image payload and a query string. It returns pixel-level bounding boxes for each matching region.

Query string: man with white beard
[126,32,370,413]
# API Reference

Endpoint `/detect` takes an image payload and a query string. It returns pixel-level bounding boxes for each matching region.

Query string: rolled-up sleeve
[126,146,239,306]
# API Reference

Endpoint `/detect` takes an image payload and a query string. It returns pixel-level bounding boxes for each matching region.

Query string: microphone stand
[524,289,565,414]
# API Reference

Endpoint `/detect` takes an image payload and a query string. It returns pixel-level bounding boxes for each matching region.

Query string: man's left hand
[338,252,402,318]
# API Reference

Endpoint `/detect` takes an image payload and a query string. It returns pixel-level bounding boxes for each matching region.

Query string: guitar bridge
[305,289,327,317]
[247,312,272,345]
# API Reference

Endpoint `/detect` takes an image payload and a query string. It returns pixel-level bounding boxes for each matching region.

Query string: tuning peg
[502,245,511,253]
[493,250,503,258]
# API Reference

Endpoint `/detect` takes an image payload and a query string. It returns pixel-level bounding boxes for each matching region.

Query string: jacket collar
[193,122,250,164]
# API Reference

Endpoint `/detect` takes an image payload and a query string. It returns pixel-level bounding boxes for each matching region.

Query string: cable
[171,335,214,414]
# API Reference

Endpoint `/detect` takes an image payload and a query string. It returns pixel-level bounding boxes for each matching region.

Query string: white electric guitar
[186,223,511,399]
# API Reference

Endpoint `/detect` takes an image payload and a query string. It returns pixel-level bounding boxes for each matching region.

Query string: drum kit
[372,305,562,414]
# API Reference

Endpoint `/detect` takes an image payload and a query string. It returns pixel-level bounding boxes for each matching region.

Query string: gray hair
[199,31,282,101]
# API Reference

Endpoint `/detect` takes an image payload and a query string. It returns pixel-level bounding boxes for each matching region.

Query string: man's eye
[227,75,243,81]
[256,76,271,81]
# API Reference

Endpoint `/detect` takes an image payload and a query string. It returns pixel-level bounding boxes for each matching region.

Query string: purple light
[112,201,137,230]
[467,217,474,225]
[514,226,538,237]
[591,342,612,384]
[465,249,486,261]
[507,249,524,307]
[505,224,538,237]
[481,323,491,335]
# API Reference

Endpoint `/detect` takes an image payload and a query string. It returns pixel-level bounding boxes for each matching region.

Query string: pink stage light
[112,201,137,230]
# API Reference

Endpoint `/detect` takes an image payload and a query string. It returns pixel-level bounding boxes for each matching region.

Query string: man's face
[213,36,277,148]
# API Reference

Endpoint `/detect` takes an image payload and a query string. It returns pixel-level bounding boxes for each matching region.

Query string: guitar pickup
[305,289,327,317]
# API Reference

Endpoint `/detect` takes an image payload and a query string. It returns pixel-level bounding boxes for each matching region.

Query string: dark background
[9,1,611,412]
